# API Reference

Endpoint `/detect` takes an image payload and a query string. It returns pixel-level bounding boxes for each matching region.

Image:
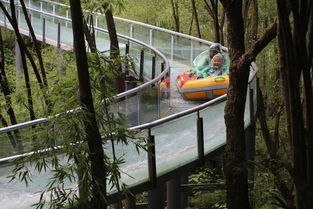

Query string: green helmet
[209,43,222,53]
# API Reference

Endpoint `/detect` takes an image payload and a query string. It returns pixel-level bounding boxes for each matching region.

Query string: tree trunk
[103,5,125,93]
[188,11,194,35]
[0,2,36,121]
[0,28,22,150]
[220,0,279,208]
[211,0,220,43]
[191,0,201,38]
[221,1,250,208]
[276,0,313,208]
[220,9,226,45]
[83,15,97,53]
[204,0,222,43]
[69,1,107,208]
[251,0,258,41]
[170,0,180,32]
[19,0,52,113]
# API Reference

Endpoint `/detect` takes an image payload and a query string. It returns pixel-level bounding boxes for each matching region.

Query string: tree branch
[240,22,277,66]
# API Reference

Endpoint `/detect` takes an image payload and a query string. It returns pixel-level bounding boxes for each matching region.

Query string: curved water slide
[0,0,258,208]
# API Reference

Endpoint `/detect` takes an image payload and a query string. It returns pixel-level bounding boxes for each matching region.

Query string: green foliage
[188,163,226,209]
[8,51,146,209]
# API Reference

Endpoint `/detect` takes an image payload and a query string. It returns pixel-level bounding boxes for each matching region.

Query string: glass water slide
[0,0,259,208]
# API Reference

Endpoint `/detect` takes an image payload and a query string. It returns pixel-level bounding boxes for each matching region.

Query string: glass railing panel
[151,112,198,176]
[114,18,131,38]
[116,93,140,127]
[29,0,41,11]
[244,86,251,128]
[106,129,149,192]
[141,49,154,79]
[0,10,4,22]
[54,4,67,17]
[17,9,29,31]
[0,123,59,159]
[159,76,171,117]
[199,101,226,155]
[152,30,172,58]
[44,18,58,43]
[155,55,164,78]
[29,11,44,36]
[137,84,161,124]
[128,42,142,74]
[95,15,107,31]
[59,19,73,46]
[132,24,150,45]
[41,1,53,14]
[172,36,192,65]
[192,41,210,65]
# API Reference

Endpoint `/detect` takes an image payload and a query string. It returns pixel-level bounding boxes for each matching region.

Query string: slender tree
[190,0,201,38]
[276,0,313,208]
[69,1,107,208]
[204,0,220,43]
[219,0,278,208]
[170,0,180,32]
[0,2,36,121]
[0,28,22,150]
[83,14,97,53]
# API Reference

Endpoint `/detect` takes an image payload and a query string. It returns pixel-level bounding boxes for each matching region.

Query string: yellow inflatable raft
[176,72,229,100]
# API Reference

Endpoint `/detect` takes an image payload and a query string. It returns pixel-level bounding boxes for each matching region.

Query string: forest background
[0,0,309,208]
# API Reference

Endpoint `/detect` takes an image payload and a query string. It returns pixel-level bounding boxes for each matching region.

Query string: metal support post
[190,41,194,64]
[151,56,156,80]
[95,16,99,27]
[197,112,205,165]
[157,86,161,119]
[161,62,165,74]
[180,174,188,209]
[130,24,134,38]
[170,35,174,60]
[137,95,141,125]
[167,177,181,209]
[57,22,61,48]
[148,184,165,209]
[52,5,55,22]
[139,49,144,81]
[42,18,46,43]
[40,2,42,12]
[149,29,154,46]
[125,42,130,55]
[65,10,69,27]
[147,129,156,187]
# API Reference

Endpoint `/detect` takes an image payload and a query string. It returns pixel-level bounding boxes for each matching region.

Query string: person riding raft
[190,43,227,78]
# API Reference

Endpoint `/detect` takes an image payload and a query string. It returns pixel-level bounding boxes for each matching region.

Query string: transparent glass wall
[151,112,198,176]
